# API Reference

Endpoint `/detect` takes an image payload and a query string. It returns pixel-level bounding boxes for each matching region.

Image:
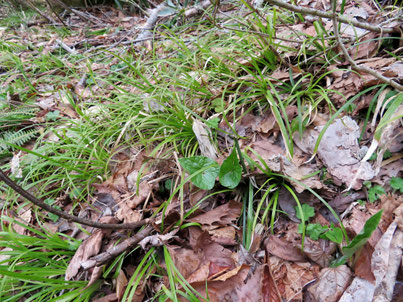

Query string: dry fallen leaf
[0,247,12,265]
[294,117,375,189]
[184,264,279,302]
[343,206,383,249]
[339,222,402,301]
[13,209,32,235]
[127,181,152,209]
[188,200,242,229]
[167,246,202,279]
[193,119,218,160]
[116,269,128,301]
[66,230,104,280]
[353,243,375,283]
[208,226,237,245]
[265,235,306,262]
[116,202,142,224]
[92,293,118,302]
[139,230,177,250]
[303,238,336,268]
[269,256,319,301]
[249,140,323,192]
[327,68,363,104]
[87,266,103,288]
[306,265,352,302]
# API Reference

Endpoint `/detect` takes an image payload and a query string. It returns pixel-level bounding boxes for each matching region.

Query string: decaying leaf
[184,264,280,302]
[294,117,376,189]
[339,222,402,301]
[306,265,352,302]
[13,209,32,235]
[192,119,217,160]
[303,238,336,268]
[66,230,104,280]
[249,140,323,192]
[116,269,128,301]
[269,256,319,301]
[188,200,242,229]
[265,235,306,262]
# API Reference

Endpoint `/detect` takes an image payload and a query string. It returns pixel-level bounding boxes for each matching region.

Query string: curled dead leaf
[116,269,128,301]
[66,230,104,280]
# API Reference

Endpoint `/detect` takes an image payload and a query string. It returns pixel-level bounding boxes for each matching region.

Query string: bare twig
[184,0,213,18]
[267,0,397,34]
[331,1,403,91]
[81,225,153,270]
[0,168,151,230]
[44,0,68,27]
[51,0,94,23]
[135,3,167,44]
[25,0,56,24]
[56,39,77,54]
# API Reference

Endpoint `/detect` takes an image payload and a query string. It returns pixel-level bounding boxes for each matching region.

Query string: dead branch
[81,226,153,270]
[44,0,68,26]
[184,0,213,18]
[25,0,57,24]
[0,168,151,230]
[267,0,397,34]
[331,1,403,91]
[51,0,93,23]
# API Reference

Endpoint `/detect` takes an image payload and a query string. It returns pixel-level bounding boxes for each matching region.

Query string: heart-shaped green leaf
[179,156,219,190]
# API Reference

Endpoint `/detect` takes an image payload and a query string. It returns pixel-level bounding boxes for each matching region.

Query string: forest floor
[0,0,402,301]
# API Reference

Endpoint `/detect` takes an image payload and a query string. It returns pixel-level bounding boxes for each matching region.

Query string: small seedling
[296,204,344,244]
[390,177,403,193]
[363,181,386,203]
[323,223,343,244]
[45,110,60,121]
[296,204,315,222]
[368,185,386,203]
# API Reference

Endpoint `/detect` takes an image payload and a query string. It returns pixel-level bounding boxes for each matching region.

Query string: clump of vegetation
[0,0,402,300]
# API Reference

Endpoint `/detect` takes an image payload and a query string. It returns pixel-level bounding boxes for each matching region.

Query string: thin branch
[81,226,153,270]
[184,0,214,18]
[0,168,151,230]
[267,0,397,34]
[51,0,94,24]
[44,0,68,27]
[331,2,403,91]
[25,0,56,24]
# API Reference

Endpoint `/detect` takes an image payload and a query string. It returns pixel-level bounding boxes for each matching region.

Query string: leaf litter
[0,0,402,301]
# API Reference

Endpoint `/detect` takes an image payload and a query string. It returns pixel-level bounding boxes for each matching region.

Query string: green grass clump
[0,219,97,302]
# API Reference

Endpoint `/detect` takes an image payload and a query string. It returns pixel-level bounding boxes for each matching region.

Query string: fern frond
[0,107,38,122]
[0,128,37,153]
